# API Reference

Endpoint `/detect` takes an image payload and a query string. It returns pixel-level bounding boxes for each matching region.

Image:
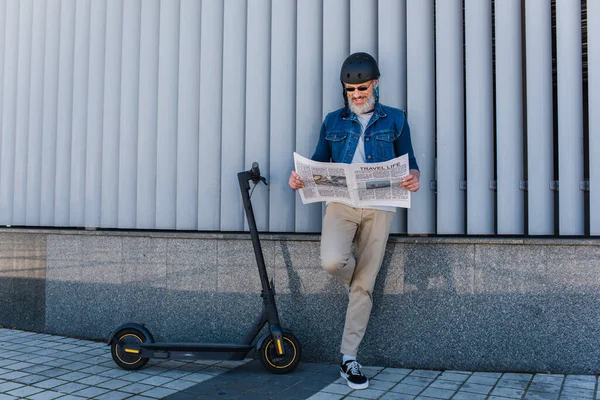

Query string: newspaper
[293,152,411,208]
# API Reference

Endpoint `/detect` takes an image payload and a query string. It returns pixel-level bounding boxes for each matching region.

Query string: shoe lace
[346,360,363,375]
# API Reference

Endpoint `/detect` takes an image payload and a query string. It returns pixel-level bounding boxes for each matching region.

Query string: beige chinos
[320,202,395,356]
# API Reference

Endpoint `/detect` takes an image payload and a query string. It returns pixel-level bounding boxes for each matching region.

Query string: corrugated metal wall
[0,0,596,235]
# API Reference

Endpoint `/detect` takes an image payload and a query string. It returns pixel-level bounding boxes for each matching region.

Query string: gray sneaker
[340,360,369,389]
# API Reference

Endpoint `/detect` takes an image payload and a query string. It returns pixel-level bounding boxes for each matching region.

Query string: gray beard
[348,94,376,115]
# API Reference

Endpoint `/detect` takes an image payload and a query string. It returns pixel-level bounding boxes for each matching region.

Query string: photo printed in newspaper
[293,152,411,208]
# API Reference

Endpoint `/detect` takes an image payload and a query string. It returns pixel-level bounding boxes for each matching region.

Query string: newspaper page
[293,152,411,208]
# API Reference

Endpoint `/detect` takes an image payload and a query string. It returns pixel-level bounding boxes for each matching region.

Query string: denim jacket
[311,102,419,171]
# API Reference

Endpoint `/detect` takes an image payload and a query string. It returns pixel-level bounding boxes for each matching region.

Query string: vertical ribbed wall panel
[118,0,141,229]
[1,0,20,225]
[525,0,554,235]
[0,0,5,168]
[69,0,90,227]
[84,0,107,229]
[197,0,223,230]
[465,0,495,234]
[25,0,47,226]
[495,0,524,234]
[220,0,247,231]
[407,0,435,234]
[0,2,5,209]
[294,0,322,233]
[590,0,600,235]
[350,0,377,55]
[556,0,584,235]
[269,0,296,232]
[40,0,60,227]
[136,0,159,229]
[322,0,348,121]
[435,0,465,234]
[245,0,271,231]
[176,0,201,230]
[101,0,123,228]
[379,0,408,234]
[54,0,75,227]
[0,0,595,236]
[155,0,180,229]
[13,0,33,226]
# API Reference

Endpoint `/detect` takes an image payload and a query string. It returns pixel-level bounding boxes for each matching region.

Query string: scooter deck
[123,342,254,361]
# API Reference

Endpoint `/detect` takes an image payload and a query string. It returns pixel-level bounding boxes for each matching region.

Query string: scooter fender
[107,322,155,345]
[255,328,294,351]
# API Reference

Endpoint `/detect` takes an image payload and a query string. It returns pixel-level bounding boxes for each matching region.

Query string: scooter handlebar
[249,162,267,185]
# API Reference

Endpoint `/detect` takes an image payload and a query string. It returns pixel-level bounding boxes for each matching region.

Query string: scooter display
[107,163,301,374]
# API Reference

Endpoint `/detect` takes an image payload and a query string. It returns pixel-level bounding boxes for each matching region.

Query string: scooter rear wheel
[259,332,302,374]
[111,328,150,370]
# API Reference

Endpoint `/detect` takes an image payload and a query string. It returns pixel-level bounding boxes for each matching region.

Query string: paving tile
[0,381,24,392]
[401,376,436,387]
[490,385,526,398]
[418,386,455,399]
[27,390,64,400]
[140,387,178,398]
[430,379,463,391]
[532,375,565,385]
[119,382,155,394]
[56,371,91,381]
[12,373,48,385]
[161,379,200,391]
[451,392,488,400]
[410,370,441,379]
[93,391,133,400]
[38,367,71,378]
[562,377,596,390]
[369,378,398,391]
[529,382,563,393]
[53,382,88,394]
[78,365,111,374]
[437,372,470,383]
[375,371,410,383]
[96,378,131,390]
[307,394,345,400]
[321,383,353,395]
[523,391,559,400]
[137,375,174,386]
[340,388,386,399]
[179,372,214,383]
[71,386,111,397]
[0,370,28,380]
[379,393,416,400]
[391,383,425,395]
[20,364,53,374]
[496,378,530,390]
[559,386,595,399]
[5,385,44,398]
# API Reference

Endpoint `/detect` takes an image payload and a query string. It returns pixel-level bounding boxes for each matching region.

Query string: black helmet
[340,52,380,84]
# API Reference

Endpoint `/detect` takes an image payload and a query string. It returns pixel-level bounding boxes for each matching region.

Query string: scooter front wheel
[111,328,150,370]
[259,332,302,374]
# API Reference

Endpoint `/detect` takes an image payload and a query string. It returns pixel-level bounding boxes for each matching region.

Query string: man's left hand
[401,170,420,192]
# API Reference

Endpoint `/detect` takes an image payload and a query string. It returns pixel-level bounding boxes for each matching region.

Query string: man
[288,52,420,390]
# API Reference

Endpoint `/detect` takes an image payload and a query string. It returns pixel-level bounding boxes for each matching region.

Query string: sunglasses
[344,82,373,93]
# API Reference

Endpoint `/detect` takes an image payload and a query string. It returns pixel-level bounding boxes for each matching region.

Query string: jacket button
[365,138,370,141]
[367,155,371,159]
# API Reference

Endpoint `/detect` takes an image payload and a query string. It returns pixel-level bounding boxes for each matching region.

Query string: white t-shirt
[349,112,395,213]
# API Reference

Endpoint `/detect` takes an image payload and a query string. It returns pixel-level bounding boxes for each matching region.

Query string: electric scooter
[107,163,301,374]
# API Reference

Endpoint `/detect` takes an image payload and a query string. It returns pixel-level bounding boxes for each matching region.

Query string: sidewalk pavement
[0,328,598,400]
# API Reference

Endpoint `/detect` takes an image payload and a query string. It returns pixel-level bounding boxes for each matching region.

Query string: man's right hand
[288,171,304,191]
